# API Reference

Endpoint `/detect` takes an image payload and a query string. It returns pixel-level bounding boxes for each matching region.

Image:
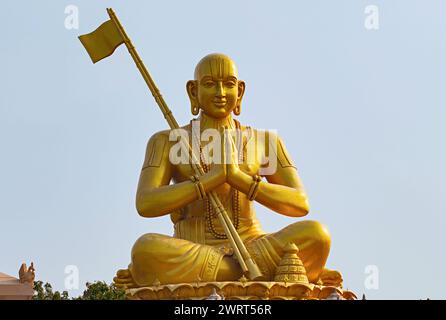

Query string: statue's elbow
[300,203,310,216]
[136,194,167,218]
[135,199,147,217]
[280,201,309,217]
[296,191,310,216]
[292,198,310,217]
[301,198,310,215]
[135,195,153,218]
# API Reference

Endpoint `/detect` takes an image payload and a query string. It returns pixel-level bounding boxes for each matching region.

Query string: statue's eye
[204,81,214,87]
[225,81,236,88]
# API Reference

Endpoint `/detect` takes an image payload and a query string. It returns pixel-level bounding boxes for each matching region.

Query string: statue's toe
[116,269,131,277]
[113,268,137,289]
[319,268,343,287]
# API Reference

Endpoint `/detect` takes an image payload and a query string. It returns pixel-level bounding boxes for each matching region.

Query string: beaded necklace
[190,118,243,239]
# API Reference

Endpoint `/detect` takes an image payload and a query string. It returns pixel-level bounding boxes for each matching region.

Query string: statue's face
[187,54,245,119]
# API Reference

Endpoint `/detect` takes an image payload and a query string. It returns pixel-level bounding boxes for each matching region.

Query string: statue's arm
[136,131,225,218]
[228,133,310,217]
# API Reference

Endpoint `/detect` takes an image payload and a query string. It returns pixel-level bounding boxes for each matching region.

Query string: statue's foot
[113,269,138,289]
[318,268,343,287]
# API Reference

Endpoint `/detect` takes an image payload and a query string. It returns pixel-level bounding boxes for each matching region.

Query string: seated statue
[114,53,342,289]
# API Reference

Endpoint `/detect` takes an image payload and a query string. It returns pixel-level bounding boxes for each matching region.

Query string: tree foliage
[33,280,126,300]
[33,281,69,300]
[76,281,126,300]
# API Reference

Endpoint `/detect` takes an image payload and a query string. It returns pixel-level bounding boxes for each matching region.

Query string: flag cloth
[78,19,124,63]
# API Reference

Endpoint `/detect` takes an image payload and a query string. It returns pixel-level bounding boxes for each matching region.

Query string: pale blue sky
[1,0,445,299]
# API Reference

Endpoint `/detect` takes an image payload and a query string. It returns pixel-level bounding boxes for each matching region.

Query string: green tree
[33,280,125,300]
[76,281,126,300]
[33,281,69,300]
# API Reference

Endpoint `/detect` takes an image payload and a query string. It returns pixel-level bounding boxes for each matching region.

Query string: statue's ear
[187,80,198,99]
[187,80,199,115]
[237,80,246,100]
[234,80,245,116]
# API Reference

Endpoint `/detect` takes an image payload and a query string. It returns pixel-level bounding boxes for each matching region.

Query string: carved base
[125,281,357,300]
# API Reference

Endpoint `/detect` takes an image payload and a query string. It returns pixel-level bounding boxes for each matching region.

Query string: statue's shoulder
[148,129,171,141]
[144,130,172,157]
[142,129,174,168]
[146,124,192,148]
[146,126,183,144]
[150,123,192,137]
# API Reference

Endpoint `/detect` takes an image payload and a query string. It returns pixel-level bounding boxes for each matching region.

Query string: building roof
[0,272,18,283]
[0,272,18,281]
[0,271,33,299]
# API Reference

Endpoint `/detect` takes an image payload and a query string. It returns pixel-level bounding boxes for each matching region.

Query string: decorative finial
[283,242,299,254]
[274,243,309,284]
[238,275,248,284]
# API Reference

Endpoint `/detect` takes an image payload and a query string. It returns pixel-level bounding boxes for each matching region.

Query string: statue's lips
[213,100,227,107]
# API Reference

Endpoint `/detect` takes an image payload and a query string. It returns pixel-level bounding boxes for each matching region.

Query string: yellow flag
[78,19,124,63]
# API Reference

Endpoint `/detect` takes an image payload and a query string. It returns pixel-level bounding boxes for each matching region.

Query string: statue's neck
[198,113,236,131]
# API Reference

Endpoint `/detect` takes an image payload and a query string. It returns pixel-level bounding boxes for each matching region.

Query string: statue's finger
[116,269,130,277]
[113,277,130,284]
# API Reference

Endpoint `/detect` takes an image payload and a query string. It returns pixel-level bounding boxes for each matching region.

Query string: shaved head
[187,53,245,119]
[194,53,238,81]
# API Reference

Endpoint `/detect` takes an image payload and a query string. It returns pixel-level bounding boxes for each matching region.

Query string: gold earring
[233,102,241,116]
[191,103,199,115]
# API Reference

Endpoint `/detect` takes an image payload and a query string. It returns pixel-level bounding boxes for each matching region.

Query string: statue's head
[187,53,245,119]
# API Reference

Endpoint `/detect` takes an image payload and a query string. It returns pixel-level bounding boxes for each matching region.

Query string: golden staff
[106,8,263,280]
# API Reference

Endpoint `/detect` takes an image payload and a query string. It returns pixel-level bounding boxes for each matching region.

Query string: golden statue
[114,52,342,289]
[79,9,353,300]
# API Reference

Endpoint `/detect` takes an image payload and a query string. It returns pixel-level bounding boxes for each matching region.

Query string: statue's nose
[216,81,225,97]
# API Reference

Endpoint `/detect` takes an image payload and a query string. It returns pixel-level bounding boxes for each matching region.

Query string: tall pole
[106,8,263,280]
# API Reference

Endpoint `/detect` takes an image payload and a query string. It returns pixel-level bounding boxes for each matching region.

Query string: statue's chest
[173,161,261,183]
[171,127,267,184]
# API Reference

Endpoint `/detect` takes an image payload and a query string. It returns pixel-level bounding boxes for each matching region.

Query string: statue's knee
[304,220,331,248]
[288,220,331,247]
[131,233,166,258]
